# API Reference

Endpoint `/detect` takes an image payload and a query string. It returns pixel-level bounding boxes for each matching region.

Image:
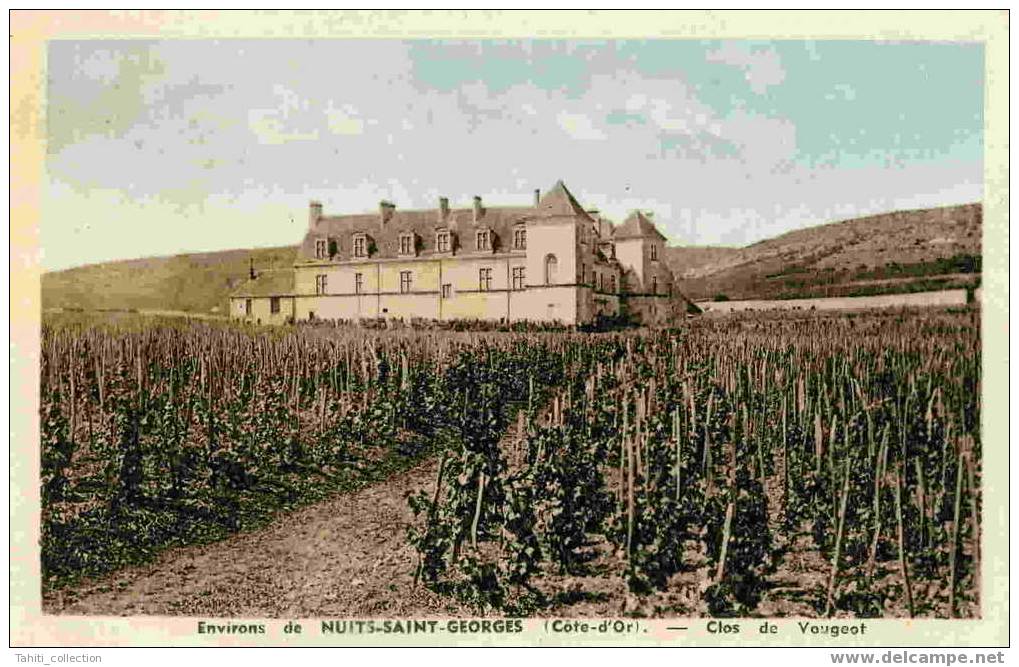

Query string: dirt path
[44,455,465,618]
[755,430,829,617]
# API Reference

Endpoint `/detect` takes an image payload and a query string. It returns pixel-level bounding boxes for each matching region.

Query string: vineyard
[40,308,980,618]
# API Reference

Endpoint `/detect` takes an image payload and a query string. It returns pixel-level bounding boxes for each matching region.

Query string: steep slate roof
[297,180,592,262]
[299,205,535,262]
[230,269,294,297]
[614,211,667,241]
[536,180,592,219]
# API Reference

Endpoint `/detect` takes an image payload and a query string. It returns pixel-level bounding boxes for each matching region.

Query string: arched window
[544,254,558,285]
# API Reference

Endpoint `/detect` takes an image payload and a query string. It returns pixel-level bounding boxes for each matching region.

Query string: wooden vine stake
[413,449,450,587]
[626,433,635,557]
[965,445,980,611]
[866,426,889,579]
[715,500,735,583]
[825,458,851,616]
[948,447,965,617]
[781,391,788,521]
[893,466,915,618]
[673,405,682,502]
[470,471,486,549]
[619,396,628,508]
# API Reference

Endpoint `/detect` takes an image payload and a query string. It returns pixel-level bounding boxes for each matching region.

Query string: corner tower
[614,211,667,295]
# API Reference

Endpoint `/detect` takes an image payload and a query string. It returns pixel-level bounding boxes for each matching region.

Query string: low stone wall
[697,288,976,314]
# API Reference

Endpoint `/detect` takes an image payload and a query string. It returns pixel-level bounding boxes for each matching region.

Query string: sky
[43,39,984,271]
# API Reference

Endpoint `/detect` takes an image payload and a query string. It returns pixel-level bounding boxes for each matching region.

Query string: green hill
[42,246,297,314]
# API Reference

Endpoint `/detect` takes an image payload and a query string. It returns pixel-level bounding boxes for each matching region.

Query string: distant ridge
[42,246,297,314]
[42,203,981,314]
[665,203,981,301]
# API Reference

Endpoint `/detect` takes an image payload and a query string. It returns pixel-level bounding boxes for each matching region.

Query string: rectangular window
[315,274,328,295]
[476,230,490,251]
[315,238,327,259]
[353,236,367,257]
[436,231,450,253]
[511,266,526,291]
[513,228,526,250]
[441,283,452,299]
[651,275,658,295]
[270,296,280,314]
[245,299,252,316]
[399,234,414,255]
[610,275,617,293]
[478,268,493,291]
[355,272,364,294]
[649,243,658,260]
[400,271,412,294]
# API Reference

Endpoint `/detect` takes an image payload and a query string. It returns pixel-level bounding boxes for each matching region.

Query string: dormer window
[476,229,491,252]
[399,232,416,256]
[436,229,452,254]
[513,227,527,250]
[353,234,368,258]
[315,238,327,259]
[649,243,658,261]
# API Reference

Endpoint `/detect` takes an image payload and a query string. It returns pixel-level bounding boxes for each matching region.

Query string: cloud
[706,42,786,94]
[42,39,982,271]
[247,110,319,145]
[556,111,607,141]
[46,43,165,153]
[325,104,367,136]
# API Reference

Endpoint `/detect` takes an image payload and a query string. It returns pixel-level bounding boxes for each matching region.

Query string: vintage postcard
[9,9,1009,651]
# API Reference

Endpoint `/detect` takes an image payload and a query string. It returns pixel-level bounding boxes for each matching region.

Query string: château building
[230,180,695,326]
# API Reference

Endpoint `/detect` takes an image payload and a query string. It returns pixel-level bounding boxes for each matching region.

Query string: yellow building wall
[512,286,578,324]
[441,292,510,320]
[230,297,294,325]
[525,219,577,292]
[292,254,537,322]
[295,295,376,320]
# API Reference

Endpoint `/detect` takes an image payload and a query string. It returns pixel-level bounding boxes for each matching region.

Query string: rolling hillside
[42,246,297,314]
[42,203,981,314]
[665,203,982,301]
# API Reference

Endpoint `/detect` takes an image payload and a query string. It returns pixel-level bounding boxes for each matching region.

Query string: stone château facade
[230,181,694,326]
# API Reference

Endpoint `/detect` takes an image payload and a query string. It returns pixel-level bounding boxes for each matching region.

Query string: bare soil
[43,455,467,617]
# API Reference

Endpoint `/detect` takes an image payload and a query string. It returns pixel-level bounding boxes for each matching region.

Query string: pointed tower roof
[536,180,591,218]
[615,210,666,241]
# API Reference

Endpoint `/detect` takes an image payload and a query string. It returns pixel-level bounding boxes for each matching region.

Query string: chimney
[438,196,449,223]
[249,256,256,280]
[309,201,322,228]
[534,189,541,207]
[379,200,395,226]
[472,196,483,223]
